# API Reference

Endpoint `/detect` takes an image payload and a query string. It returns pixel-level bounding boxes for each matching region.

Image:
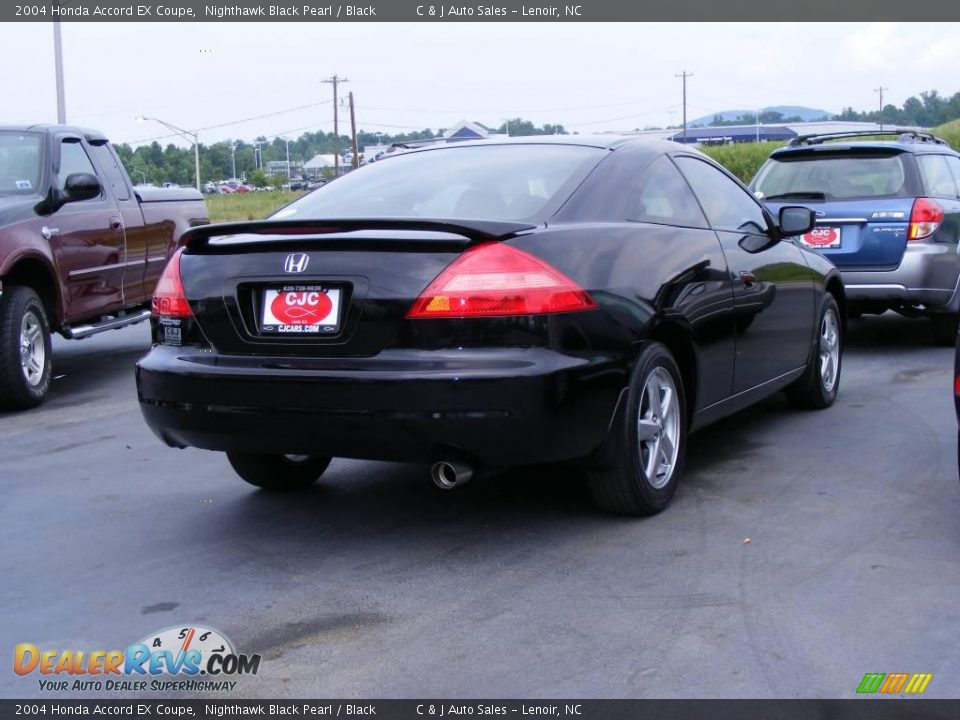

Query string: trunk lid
[177,219,535,356]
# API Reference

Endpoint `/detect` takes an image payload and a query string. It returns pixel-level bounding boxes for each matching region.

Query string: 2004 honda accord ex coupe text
[136,137,845,515]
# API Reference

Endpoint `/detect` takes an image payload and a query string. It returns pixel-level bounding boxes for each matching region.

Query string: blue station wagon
[751,130,960,344]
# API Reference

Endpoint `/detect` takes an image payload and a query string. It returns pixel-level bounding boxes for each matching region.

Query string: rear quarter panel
[138,192,208,291]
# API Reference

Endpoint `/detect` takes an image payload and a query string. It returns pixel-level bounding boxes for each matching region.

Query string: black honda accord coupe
[137,137,844,515]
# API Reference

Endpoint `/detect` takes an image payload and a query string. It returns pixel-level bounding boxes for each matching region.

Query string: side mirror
[776,206,816,237]
[63,172,101,203]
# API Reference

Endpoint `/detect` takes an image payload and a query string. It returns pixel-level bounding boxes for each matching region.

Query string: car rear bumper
[841,241,960,311]
[136,345,626,467]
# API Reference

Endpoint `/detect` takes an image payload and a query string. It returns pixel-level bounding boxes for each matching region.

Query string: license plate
[800,226,841,249]
[261,285,341,335]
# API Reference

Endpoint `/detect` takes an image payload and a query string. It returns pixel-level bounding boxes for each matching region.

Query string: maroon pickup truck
[0,124,208,409]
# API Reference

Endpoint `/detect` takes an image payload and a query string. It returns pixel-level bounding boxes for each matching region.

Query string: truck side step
[62,308,153,340]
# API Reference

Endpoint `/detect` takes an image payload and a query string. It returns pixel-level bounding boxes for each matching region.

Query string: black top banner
[5,0,960,21]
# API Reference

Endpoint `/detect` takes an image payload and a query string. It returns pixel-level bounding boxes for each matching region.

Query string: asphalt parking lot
[1,313,958,699]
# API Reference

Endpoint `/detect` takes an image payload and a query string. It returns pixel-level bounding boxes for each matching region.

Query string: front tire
[227,453,332,491]
[786,294,842,409]
[0,285,53,411]
[589,342,687,516]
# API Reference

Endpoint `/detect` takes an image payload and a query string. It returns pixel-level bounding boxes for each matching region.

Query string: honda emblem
[284,253,310,273]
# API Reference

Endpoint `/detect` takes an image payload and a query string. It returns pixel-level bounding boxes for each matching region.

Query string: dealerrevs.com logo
[14,625,261,693]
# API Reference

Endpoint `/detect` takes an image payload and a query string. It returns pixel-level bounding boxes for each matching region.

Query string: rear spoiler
[179,218,537,251]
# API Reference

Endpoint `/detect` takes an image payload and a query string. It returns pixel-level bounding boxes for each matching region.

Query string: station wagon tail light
[407,243,596,318]
[152,248,193,318]
[908,198,943,241]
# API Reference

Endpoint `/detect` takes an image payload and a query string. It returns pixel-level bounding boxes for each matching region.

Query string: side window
[58,140,99,197]
[916,155,959,199]
[627,155,707,228]
[89,144,131,201]
[674,156,768,234]
[941,156,960,199]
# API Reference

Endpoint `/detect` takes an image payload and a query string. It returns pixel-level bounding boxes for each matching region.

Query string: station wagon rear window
[0,132,41,195]
[277,144,606,223]
[754,152,911,200]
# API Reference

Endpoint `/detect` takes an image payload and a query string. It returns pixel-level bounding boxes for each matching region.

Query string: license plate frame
[260,284,342,336]
[800,226,842,249]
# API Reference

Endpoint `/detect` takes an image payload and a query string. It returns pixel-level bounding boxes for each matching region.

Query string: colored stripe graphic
[857,672,932,694]
[857,673,885,694]
[904,674,933,694]
[880,673,909,693]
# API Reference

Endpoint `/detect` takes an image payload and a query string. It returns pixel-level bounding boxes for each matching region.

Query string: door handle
[41,226,60,241]
[109,217,124,232]
[739,271,757,289]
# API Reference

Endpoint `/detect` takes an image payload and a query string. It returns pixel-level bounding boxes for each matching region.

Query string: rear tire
[0,285,52,411]
[786,294,842,409]
[930,313,958,347]
[227,453,331,491]
[588,342,687,516]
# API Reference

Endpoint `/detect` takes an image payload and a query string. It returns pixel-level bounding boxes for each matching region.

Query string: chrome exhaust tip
[430,461,473,490]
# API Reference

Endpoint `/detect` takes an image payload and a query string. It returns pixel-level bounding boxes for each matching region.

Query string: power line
[569,104,683,128]
[120,99,333,144]
[357,93,684,116]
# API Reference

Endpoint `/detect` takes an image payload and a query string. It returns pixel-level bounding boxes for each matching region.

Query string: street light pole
[53,21,67,123]
[135,116,200,190]
[285,138,291,179]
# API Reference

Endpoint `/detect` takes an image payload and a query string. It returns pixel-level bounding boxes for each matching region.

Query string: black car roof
[0,124,109,143]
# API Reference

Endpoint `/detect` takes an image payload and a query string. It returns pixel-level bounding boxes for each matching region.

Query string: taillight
[151,248,193,318]
[955,375,960,395]
[407,243,596,319]
[908,198,943,241]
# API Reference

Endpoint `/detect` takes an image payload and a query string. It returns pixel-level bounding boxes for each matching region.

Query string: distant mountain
[690,106,831,127]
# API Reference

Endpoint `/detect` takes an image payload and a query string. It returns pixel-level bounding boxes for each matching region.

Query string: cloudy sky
[3,21,959,147]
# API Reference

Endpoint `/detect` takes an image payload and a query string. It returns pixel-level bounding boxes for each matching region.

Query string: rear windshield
[0,131,42,195]
[276,144,606,222]
[753,152,911,200]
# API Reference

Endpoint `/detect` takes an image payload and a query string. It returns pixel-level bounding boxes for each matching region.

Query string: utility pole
[675,71,692,143]
[323,74,348,175]
[349,92,359,169]
[53,21,66,123]
[875,86,889,131]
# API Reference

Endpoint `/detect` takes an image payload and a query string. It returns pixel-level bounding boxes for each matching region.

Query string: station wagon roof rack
[787,129,949,147]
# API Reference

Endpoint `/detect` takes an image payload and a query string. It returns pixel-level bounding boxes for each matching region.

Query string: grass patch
[204,191,306,223]
[932,119,960,151]
[700,142,782,182]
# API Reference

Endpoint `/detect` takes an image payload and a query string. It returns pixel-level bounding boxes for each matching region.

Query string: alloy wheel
[637,367,681,489]
[19,310,45,388]
[819,308,840,393]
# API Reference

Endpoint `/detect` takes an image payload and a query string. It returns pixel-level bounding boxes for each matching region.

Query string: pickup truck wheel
[0,286,52,410]
[930,313,958,347]
[226,452,332,491]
